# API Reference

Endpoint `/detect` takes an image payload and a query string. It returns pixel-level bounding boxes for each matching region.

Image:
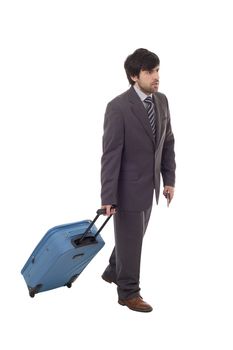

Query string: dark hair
[124,48,160,85]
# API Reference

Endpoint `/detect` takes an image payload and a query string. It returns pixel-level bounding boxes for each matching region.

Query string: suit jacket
[101,86,176,211]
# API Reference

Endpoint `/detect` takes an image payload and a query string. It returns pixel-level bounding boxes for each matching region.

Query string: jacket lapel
[153,93,162,147]
[128,87,155,146]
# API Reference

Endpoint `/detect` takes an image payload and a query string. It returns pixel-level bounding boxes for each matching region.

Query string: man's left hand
[163,186,175,205]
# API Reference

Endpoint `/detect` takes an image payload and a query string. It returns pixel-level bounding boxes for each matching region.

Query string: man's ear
[130,75,138,83]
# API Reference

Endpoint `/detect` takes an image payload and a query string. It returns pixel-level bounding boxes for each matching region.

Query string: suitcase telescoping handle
[79,205,116,243]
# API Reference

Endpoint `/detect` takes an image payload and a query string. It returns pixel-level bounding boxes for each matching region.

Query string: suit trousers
[102,206,152,300]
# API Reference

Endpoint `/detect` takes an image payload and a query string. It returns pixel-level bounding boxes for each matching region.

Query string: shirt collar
[133,83,152,102]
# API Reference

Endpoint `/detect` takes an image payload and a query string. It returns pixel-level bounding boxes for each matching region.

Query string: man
[100,48,176,312]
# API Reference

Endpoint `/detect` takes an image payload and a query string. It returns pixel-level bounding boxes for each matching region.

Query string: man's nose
[154,71,159,80]
[152,71,159,81]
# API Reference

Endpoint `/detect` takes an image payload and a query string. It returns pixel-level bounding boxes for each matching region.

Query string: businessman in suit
[100,48,176,312]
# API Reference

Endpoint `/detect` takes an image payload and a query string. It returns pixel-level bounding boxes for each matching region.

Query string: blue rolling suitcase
[21,208,113,297]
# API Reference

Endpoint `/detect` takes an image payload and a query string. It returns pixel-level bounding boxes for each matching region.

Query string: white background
[1,0,233,349]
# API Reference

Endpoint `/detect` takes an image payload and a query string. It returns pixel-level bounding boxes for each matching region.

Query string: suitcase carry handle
[78,206,116,243]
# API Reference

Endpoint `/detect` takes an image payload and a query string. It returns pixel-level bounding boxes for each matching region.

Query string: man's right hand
[101,205,117,216]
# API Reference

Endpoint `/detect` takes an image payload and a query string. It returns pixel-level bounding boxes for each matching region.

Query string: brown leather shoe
[118,296,153,312]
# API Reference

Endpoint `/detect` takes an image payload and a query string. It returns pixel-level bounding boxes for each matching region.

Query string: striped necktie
[144,96,156,135]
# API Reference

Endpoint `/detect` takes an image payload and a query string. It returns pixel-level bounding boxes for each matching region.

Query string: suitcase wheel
[28,284,42,298]
[65,274,79,288]
[29,290,36,298]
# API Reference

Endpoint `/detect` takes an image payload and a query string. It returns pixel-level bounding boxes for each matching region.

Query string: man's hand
[101,205,117,216]
[163,186,175,206]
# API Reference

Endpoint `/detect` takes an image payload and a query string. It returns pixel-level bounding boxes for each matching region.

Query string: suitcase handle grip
[96,208,107,215]
[96,205,116,216]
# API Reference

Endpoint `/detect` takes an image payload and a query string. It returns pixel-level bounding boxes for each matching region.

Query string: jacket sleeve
[161,96,176,187]
[101,101,124,205]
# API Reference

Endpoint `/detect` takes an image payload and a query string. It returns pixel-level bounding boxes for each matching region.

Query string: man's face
[131,66,160,94]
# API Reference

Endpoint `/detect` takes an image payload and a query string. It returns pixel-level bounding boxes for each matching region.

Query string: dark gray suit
[101,86,176,299]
